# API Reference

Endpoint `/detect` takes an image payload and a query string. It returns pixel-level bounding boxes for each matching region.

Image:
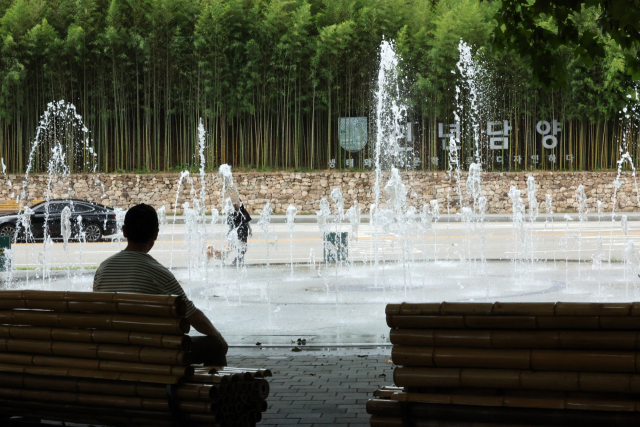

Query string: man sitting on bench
[93,203,228,365]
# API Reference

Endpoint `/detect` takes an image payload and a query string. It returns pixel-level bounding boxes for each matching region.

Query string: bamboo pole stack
[370,302,640,427]
[0,291,271,427]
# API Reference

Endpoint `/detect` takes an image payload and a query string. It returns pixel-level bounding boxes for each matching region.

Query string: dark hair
[124,204,159,243]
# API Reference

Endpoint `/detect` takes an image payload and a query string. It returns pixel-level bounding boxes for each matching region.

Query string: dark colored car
[0,199,118,242]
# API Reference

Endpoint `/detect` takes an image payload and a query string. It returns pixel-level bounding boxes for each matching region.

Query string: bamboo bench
[369,302,640,427]
[0,290,270,427]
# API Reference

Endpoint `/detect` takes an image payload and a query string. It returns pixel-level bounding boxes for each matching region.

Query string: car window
[32,204,45,213]
[47,203,68,214]
[73,204,94,213]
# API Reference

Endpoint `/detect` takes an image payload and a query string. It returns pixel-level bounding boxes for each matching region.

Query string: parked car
[0,199,118,242]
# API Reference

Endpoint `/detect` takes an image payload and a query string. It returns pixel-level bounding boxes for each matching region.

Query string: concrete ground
[5,347,393,427]
[9,217,640,269]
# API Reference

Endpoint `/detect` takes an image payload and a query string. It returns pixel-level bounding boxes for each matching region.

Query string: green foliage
[490,0,640,87]
[0,0,637,174]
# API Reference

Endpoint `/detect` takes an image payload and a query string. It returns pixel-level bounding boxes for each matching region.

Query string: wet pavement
[9,219,640,269]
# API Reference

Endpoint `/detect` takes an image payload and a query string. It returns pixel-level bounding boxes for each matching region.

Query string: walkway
[6,347,393,426]
[234,347,392,426]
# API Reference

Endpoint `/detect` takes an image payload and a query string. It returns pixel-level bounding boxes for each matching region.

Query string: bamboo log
[386,302,638,317]
[218,367,273,377]
[386,303,442,316]
[0,326,190,349]
[0,353,193,377]
[0,371,222,400]
[394,368,640,393]
[390,329,640,350]
[202,371,248,383]
[0,338,190,365]
[369,415,407,427]
[0,407,177,427]
[0,300,186,318]
[367,399,640,426]
[0,398,247,427]
[0,311,190,334]
[190,372,231,384]
[367,398,402,416]
[0,386,213,413]
[392,346,640,373]
[0,396,173,420]
[370,415,575,427]
[255,378,270,400]
[218,370,254,381]
[0,362,183,384]
[390,389,640,412]
[387,315,640,330]
[0,290,181,306]
[374,389,402,398]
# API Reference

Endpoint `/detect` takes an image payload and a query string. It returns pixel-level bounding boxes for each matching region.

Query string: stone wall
[0,171,636,214]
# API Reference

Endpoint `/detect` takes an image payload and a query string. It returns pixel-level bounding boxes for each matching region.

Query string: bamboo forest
[0,0,638,173]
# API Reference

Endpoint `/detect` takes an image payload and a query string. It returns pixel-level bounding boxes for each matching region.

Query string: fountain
[3,43,640,346]
[286,205,297,276]
[9,100,102,288]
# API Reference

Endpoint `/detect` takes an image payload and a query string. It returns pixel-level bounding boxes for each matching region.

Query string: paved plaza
[232,347,392,426]
[9,216,640,269]
[6,347,393,427]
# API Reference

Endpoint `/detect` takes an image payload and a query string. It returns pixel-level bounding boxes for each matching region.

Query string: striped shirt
[93,250,197,317]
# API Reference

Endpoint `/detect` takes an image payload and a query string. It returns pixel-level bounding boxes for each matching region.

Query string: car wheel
[85,224,102,242]
[0,224,16,242]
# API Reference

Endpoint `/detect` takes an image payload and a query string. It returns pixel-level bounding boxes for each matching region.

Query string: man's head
[122,204,159,252]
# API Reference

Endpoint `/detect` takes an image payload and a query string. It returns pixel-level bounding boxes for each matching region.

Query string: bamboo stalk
[0,397,176,421]
[0,300,186,317]
[370,415,569,427]
[0,407,177,427]
[393,367,640,393]
[386,302,637,317]
[0,362,183,384]
[366,398,402,416]
[190,372,231,384]
[0,353,194,378]
[387,315,640,330]
[216,367,273,377]
[373,389,402,398]
[0,371,221,400]
[391,389,640,413]
[392,346,640,373]
[1,291,182,307]
[369,415,404,427]
[0,311,190,334]
[0,338,189,365]
[389,329,640,350]
[0,386,213,413]
[366,399,640,425]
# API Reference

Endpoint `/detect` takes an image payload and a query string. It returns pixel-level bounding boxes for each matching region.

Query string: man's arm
[160,271,226,344]
[187,309,226,341]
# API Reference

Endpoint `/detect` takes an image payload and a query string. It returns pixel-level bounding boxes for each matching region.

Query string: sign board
[339,117,367,153]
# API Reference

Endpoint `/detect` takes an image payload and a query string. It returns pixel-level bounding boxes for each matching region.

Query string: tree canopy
[0,0,637,174]
[490,0,640,87]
